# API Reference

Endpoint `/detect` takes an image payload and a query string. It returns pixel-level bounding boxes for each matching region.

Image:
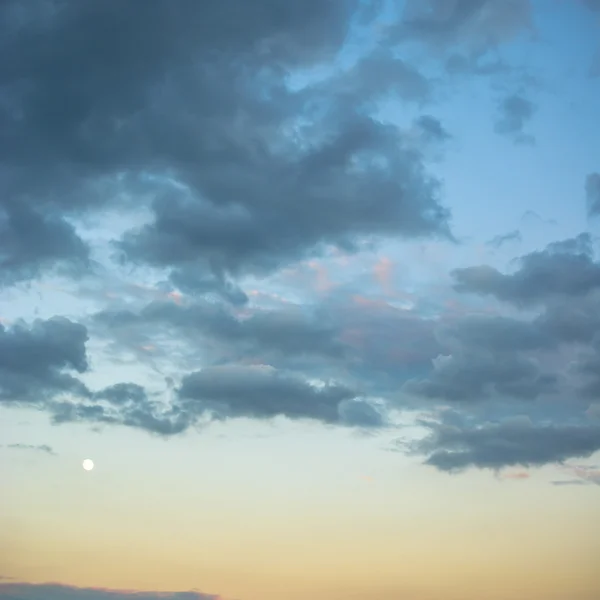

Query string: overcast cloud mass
[1,0,599,471]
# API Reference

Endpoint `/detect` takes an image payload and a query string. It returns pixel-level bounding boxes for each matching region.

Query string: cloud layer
[1,0,599,480]
[0,583,219,600]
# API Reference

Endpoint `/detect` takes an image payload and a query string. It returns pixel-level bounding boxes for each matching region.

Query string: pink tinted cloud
[276,260,337,297]
[338,294,439,369]
[373,256,394,294]
[501,471,530,480]
[168,290,183,305]
[351,295,391,310]
[247,289,291,306]
[126,283,187,305]
[564,465,600,486]
[307,259,332,293]
[339,327,367,349]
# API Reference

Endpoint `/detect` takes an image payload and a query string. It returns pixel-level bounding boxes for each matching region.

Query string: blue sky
[1,2,600,600]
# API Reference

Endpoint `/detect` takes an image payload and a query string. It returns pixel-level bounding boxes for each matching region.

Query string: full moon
[82,459,94,471]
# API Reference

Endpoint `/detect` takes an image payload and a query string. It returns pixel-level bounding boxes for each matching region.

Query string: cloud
[400,287,600,408]
[444,53,509,76]
[414,115,451,143]
[573,335,600,400]
[552,463,600,486]
[395,272,600,472]
[486,230,522,249]
[585,172,600,217]
[94,299,347,365]
[452,234,600,306]
[5,443,56,455]
[437,314,553,353]
[0,582,220,600]
[0,317,89,406]
[47,360,387,435]
[1,0,597,479]
[520,210,557,227]
[416,417,600,472]
[395,0,532,53]
[93,291,443,398]
[93,383,149,406]
[563,464,600,486]
[0,316,191,436]
[50,386,190,437]
[0,202,90,287]
[116,111,451,290]
[0,0,452,294]
[536,292,600,346]
[500,471,530,480]
[494,94,536,144]
[551,479,587,486]
[177,364,385,427]
[403,350,557,403]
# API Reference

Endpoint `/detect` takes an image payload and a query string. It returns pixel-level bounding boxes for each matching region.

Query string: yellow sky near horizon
[2,409,599,600]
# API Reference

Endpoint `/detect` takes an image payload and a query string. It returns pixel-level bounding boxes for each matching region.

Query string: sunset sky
[1,1,599,600]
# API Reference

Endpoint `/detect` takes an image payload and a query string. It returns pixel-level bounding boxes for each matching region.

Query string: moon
[82,458,94,471]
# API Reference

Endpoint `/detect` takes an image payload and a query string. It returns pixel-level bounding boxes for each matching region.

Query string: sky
[1,1,600,599]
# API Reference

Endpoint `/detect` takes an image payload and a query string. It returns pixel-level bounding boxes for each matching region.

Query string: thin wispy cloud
[0,583,221,600]
[5,444,56,455]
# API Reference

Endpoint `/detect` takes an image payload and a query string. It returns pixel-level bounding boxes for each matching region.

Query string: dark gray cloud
[5,443,55,455]
[403,350,557,403]
[116,112,451,291]
[582,0,600,12]
[94,293,441,390]
[334,48,433,103]
[438,314,552,352]
[447,295,600,352]
[0,202,90,287]
[0,583,219,600]
[0,317,89,405]
[0,304,390,435]
[414,115,451,143]
[416,417,600,471]
[452,234,600,306]
[0,316,189,435]
[323,293,441,390]
[586,172,600,217]
[494,94,536,144]
[48,364,387,434]
[401,288,600,408]
[94,300,347,365]
[395,0,532,52]
[93,382,149,406]
[486,229,522,249]
[177,364,385,427]
[551,479,587,486]
[573,335,600,400]
[444,53,509,76]
[89,241,600,441]
[50,397,189,437]
[0,0,452,295]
